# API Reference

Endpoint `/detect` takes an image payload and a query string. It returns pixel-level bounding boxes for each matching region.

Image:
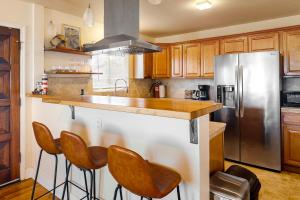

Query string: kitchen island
[27,94,222,200]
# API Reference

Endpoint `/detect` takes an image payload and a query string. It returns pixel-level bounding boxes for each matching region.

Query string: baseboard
[283,165,300,174]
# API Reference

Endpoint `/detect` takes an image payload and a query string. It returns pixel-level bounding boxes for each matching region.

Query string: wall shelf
[44,48,92,57]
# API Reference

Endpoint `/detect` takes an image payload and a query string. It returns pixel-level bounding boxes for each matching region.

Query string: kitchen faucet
[114,79,128,95]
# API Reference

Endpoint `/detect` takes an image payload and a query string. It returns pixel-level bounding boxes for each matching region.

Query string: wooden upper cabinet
[282,29,300,75]
[283,124,300,167]
[248,32,279,52]
[153,45,171,78]
[129,53,153,79]
[183,43,201,78]
[171,45,183,77]
[220,36,248,54]
[200,40,220,78]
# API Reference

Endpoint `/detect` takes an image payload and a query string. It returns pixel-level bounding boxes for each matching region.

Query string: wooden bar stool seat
[60,131,108,200]
[108,145,182,200]
[31,122,69,200]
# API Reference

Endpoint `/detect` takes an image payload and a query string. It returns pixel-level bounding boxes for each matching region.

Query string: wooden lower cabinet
[282,111,300,173]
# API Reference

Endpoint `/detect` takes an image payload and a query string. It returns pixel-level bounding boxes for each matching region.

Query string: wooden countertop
[281,107,300,114]
[27,94,222,120]
[210,122,226,139]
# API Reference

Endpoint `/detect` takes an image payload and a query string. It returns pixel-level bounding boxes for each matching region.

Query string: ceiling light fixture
[195,1,212,10]
[148,0,162,5]
[83,3,95,27]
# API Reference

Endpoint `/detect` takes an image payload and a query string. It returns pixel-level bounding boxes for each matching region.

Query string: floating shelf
[44,48,92,57]
[46,72,103,78]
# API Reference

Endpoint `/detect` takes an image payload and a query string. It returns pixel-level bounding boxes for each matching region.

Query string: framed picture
[62,24,81,50]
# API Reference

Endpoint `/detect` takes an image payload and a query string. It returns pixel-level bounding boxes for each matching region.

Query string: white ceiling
[20,0,300,37]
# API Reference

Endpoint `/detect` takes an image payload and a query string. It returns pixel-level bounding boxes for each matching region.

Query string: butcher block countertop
[27,94,222,120]
[209,122,226,139]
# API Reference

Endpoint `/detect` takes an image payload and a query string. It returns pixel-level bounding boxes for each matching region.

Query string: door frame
[0,22,27,181]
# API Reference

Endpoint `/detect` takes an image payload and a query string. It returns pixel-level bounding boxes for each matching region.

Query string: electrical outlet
[96,119,102,129]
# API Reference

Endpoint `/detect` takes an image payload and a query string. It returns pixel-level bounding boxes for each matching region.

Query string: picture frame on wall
[62,24,81,50]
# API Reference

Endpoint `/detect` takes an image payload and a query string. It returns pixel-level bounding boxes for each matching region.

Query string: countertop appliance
[214,51,281,171]
[198,85,210,100]
[282,91,300,107]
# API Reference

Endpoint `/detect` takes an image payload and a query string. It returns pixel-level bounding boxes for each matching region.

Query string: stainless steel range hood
[84,0,161,54]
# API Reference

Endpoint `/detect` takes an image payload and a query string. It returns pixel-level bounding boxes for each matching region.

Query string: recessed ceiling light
[195,1,212,10]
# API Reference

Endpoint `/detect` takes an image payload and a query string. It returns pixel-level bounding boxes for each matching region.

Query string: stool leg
[140,197,143,200]
[87,170,93,200]
[177,185,181,200]
[93,169,96,199]
[65,159,70,200]
[62,163,72,200]
[119,185,123,200]
[83,170,90,200]
[31,149,43,200]
[52,155,58,200]
[113,186,118,200]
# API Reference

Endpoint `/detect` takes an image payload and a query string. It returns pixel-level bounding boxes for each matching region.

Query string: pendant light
[83,2,95,27]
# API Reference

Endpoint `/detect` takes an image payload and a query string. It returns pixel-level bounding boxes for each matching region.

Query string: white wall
[155,14,300,43]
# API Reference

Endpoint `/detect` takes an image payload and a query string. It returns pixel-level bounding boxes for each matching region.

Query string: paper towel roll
[159,85,166,98]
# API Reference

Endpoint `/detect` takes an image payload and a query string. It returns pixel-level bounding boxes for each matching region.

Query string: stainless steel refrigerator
[214,51,281,171]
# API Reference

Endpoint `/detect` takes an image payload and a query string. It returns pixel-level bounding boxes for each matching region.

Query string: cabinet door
[183,43,201,77]
[143,53,153,78]
[171,45,183,77]
[200,40,219,78]
[248,32,279,52]
[153,45,170,78]
[220,36,248,54]
[283,125,300,167]
[282,29,300,75]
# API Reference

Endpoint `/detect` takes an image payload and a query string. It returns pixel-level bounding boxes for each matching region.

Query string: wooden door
[171,45,183,77]
[282,29,300,75]
[143,53,153,78]
[220,36,248,54]
[0,27,20,185]
[183,43,201,77]
[248,32,279,52]
[283,125,300,167]
[200,40,219,78]
[153,45,170,78]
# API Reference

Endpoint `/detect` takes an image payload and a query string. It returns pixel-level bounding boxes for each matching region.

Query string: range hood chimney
[84,0,161,54]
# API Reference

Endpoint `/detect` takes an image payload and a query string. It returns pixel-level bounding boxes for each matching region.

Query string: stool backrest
[32,121,61,154]
[108,145,160,197]
[60,131,96,169]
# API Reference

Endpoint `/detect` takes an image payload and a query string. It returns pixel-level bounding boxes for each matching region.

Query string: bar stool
[60,130,108,200]
[107,145,182,200]
[31,121,69,200]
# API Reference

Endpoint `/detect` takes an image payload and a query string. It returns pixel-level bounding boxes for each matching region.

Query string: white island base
[29,97,215,200]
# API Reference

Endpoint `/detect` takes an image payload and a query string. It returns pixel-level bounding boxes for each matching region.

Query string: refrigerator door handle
[235,65,239,118]
[239,65,244,118]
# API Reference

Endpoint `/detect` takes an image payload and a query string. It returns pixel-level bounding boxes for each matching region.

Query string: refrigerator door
[239,51,281,171]
[214,54,240,161]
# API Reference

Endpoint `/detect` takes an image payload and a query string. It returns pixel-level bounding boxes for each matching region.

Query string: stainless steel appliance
[282,91,300,107]
[198,85,210,100]
[84,0,161,54]
[214,51,281,171]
